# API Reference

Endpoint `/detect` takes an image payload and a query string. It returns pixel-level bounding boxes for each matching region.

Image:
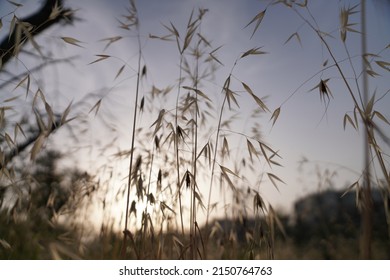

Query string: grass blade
[245,9,266,39]
[267,173,285,192]
[88,54,111,65]
[61,36,84,47]
[270,107,281,127]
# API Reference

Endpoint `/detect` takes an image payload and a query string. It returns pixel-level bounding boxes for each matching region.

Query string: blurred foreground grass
[1,182,388,259]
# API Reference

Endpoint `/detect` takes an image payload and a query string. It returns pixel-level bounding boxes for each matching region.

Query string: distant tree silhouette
[0,0,87,259]
[0,0,76,169]
[0,0,73,66]
[0,149,95,259]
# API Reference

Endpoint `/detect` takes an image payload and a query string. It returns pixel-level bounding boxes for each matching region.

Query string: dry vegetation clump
[1,0,389,259]
[86,1,285,260]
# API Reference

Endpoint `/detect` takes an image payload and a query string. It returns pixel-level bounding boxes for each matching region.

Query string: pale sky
[1,0,389,229]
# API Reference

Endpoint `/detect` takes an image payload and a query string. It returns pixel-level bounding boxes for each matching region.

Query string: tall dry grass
[0,0,388,260]
[86,1,284,259]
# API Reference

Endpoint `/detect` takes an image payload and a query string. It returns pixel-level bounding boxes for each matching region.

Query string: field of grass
[0,0,389,259]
